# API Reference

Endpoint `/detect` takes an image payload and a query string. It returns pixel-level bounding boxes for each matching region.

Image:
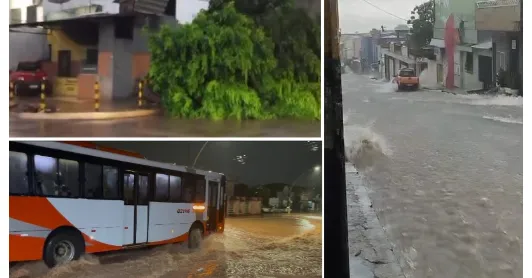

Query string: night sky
[95,141,322,187]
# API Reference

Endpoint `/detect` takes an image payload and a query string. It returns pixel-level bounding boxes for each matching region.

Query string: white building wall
[9,29,48,70]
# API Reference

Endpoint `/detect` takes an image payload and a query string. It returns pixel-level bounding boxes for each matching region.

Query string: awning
[429,38,445,48]
[472,41,493,49]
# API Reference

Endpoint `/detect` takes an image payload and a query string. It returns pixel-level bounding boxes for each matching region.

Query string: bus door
[219,177,226,231]
[206,180,219,232]
[123,172,150,245]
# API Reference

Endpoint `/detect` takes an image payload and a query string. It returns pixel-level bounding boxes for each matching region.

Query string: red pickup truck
[393,68,419,91]
[9,61,52,96]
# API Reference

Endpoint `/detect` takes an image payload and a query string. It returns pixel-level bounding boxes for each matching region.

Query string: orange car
[393,68,419,91]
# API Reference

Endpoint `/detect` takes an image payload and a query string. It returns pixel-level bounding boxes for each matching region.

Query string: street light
[192,141,209,167]
[292,165,321,187]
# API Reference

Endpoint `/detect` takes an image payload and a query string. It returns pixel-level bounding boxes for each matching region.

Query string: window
[103,166,119,199]
[34,155,79,197]
[10,151,28,194]
[138,175,149,205]
[59,159,79,197]
[34,155,57,196]
[114,17,134,39]
[183,177,195,202]
[155,173,169,202]
[124,173,135,205]
[85,163,102,198]
[86,49,98,66]
[497,51,506,71]
[465,52,473,73]
[169,175,182,202]
[196,179,206,203]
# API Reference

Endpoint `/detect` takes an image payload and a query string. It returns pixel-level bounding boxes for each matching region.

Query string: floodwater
[9,116,319,137]
[343,74,522,278]
[9,214,322,278]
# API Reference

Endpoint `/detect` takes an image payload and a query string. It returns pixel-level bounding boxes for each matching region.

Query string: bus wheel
[43,231,83,268]
[188,228,202,249]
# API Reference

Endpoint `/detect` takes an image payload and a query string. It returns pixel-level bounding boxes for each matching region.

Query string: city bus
[9,141,226,268]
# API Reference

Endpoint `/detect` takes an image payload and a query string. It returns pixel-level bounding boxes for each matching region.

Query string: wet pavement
[343,73,522,278]
[10,116,320,137]
[9,214,322,278]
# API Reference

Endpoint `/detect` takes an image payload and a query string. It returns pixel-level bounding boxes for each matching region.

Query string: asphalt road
[9,214,322,278]
[343,73,522,278]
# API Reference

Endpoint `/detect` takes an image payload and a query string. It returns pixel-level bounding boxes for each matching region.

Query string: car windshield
[17,62,40,72]
[399,69,415,77]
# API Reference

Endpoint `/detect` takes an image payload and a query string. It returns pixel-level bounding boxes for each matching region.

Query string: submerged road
[9,214,322,278]
[9,116,319,137]
[343,73,522,278]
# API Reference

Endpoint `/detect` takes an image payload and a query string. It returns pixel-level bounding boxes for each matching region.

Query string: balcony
[476,0,521,31]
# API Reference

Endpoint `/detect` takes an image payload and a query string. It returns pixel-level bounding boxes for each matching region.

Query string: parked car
[393,68,419,91]
[9,61,51,96]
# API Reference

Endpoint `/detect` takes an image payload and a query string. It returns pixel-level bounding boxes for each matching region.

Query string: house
[9,0,207,99]
[428,0,496,91]
[475,0,521,94]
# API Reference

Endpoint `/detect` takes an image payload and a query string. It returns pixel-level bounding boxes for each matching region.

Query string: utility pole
[324,0,350,277]
[519,0,523,96]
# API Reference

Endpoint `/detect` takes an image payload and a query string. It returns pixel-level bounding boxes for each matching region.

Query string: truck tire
[188,227,203,249]
[43,230,84,268]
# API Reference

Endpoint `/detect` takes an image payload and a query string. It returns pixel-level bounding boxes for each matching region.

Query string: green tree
[407,0,434,49]
[148,2,320,120]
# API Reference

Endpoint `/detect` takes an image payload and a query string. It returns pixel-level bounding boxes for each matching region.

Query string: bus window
[85,163,103,198]
[196,179,206,203]
[103,166,119,199]
[138,175,149,205]
[169,175,182,202]
[58,159,79,198]
[155,173,169,202]
[183,176,195,202]
[124,173,135,205]
[9,151,28,195]
[34,155,57,196]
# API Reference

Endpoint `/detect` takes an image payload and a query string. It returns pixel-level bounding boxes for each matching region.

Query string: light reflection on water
[10,215,322,278]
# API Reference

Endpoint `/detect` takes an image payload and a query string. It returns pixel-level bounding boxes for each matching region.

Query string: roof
[9,12,145,28]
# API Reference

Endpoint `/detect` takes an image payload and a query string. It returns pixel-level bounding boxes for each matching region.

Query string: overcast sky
[339,0,429,34]
[97,141,322,188]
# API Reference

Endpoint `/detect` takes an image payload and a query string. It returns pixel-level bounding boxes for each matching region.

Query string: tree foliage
[407,0,434,49]
[148,1,320,120]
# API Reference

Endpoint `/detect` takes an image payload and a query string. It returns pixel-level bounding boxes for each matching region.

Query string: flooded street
[9,116,319,137]
[10,214,322,278]
[343,73,522,278]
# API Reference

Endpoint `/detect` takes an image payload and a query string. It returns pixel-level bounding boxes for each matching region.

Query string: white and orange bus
[9,141,226,267]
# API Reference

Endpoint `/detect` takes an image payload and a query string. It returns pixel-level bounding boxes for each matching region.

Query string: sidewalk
[346,164,405,278]
[10,96,160,120]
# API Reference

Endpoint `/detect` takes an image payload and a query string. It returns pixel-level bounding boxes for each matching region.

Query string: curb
[16,109,160,121]
[346,164,406,278]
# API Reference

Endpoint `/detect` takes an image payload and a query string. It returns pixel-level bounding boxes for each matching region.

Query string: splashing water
[418,69,439,89]
[344,125,392,170]
[9,216,322,278]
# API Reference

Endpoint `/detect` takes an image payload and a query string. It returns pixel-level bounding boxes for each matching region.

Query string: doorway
[57,50,72,77]
[123,172,150,245]
[207,181,219,232]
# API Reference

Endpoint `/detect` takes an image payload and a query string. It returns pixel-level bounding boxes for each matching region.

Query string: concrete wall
[227,197,262,216]
[476,3,520,32]
[9,28,48,70]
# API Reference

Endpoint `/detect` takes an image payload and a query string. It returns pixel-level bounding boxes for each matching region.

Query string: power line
[359,0,410,22]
